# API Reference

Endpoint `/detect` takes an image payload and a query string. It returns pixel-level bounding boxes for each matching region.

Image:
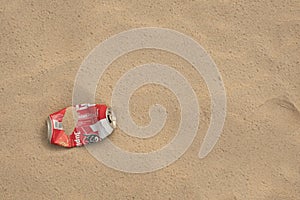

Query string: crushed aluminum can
[47,104,116,148]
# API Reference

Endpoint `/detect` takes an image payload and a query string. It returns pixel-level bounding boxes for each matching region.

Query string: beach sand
[1,1,299,199]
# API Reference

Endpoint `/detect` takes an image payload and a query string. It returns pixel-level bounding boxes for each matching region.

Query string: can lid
[47,116,53,142]
[106,107,116,129]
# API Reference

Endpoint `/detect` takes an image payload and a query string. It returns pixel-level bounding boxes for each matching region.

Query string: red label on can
[47,104,114,148]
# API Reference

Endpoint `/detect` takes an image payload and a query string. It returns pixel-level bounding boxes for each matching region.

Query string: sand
[62,107,78,136]
[1,0,300,199]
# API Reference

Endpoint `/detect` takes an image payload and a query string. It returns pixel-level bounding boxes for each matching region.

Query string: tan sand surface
[1,1,299,199]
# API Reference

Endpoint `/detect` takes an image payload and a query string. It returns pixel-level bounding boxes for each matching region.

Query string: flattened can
[47,104,116,148]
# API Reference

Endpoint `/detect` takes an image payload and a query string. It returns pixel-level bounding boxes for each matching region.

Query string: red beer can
[47,104,116,148]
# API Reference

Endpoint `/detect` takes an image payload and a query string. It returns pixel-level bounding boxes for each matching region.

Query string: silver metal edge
[106,107,116,129]
[47,116,53,142]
